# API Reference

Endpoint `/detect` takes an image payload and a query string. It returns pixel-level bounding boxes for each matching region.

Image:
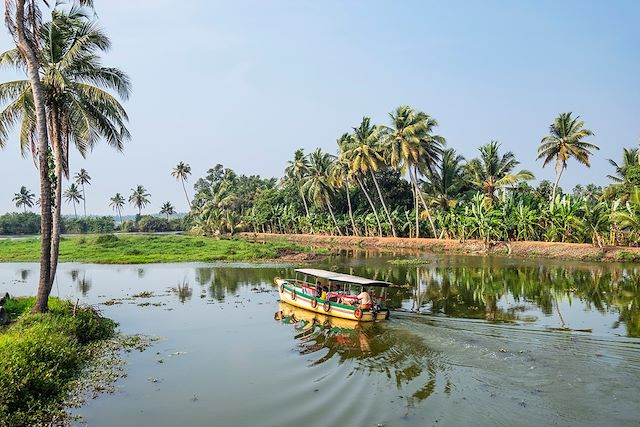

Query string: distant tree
[74,169,91,217]
[12,186,35,212]
[285,149,312,231]
[109,193,126,224]
[172,162,192,209]
[160,201,176,219]
[538,113,597,200]
[129,185,151,216]
[63,184,83,218]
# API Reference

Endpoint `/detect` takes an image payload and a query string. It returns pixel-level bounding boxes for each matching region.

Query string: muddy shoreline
[241,233,640,263]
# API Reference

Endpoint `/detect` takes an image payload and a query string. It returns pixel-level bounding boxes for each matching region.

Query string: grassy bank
[0,234,311,264]
[241,233,640,263]
[0,297,116,426]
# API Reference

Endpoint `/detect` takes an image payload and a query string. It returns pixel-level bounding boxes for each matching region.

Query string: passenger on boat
[321,286,328,300]
[315,282,323,298]
[357,288,372,309]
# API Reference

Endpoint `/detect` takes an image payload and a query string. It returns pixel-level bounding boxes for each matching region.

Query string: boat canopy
[295,268,391,287]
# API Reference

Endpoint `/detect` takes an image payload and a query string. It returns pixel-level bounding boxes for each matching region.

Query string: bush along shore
[0,234,317,264]
[241,232,640,263]
[0,297,121,426]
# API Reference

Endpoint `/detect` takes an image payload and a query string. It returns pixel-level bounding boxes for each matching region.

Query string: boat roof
[295,268,391,287]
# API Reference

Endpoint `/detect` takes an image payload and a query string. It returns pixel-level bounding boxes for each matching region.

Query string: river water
[1,253,639,426]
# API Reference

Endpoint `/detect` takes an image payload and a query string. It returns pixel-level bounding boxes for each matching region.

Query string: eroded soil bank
[240,233,640,263]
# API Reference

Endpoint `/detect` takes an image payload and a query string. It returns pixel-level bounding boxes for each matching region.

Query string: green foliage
[61,216,115,234]
[0,297,116,426]
[0,212,40,235]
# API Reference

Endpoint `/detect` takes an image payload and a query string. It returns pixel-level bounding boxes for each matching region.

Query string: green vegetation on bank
[0,234,308,264]
[0,297,116,426]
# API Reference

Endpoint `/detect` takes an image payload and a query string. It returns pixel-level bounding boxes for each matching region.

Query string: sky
[0,0,638,215]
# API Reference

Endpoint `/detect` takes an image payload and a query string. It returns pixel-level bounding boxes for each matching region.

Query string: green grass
[0,297,116,426]
[0,234,309,264]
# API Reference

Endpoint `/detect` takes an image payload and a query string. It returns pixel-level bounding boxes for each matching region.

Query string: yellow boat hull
[274,278,389,322]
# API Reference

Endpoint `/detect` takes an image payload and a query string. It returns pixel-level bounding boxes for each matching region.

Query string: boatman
[357,287,372,309]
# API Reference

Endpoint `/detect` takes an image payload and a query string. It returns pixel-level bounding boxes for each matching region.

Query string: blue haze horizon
[0,0,638,215]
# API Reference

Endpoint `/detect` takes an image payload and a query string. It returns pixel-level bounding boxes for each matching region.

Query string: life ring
[273,276,281,285]
[290,289,296,300]
[354,308,363,320]
[323,301,331,312]
[311,298,318,308]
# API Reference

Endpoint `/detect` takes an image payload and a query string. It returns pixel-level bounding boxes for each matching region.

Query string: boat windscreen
[294,268,391,287]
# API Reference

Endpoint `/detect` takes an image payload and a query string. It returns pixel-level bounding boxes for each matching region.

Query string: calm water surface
[2,253,639,426]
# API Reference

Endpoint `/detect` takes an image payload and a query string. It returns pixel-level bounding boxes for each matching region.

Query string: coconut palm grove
[0,1,639,426]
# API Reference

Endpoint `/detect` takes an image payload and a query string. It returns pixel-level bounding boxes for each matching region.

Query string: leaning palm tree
[129,185,151,216]
[13,185,35,212]
[160,201,176,219]
[285,149,313,232]
[109,193,125,224]
[538,112,598,200]
[467,141,534,199]
[345,117,395,236]
[171,162,192,209]
[74,169,91,217]
[382,106,444,237]
[63,184,83,218]
[301,148,342,235]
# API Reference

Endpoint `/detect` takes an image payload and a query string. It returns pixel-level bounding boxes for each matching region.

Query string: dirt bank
[241,233,640,263]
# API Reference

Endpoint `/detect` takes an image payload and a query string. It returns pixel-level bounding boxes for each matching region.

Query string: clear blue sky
[0,0,638,215]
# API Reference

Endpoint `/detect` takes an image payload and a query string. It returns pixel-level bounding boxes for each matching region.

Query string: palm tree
[331,148,358,236]
[129,185,151,216]
[424,148,465,210]
[63,184,83,218]
[301,148,342,235]
[284,149,313,232]
[382,106,444,237]
[74,169,91,217]
[344,117,395,236]
[608,147,640,183]
[172,162,192,209]
[538,112,598,200]
[13,186,35,212]
[109,193,125,224]
[160,201,176,219]
[0,6,130,296]
[467,141,534,199]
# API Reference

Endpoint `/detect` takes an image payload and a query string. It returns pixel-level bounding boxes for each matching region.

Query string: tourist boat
[273,268,391,321]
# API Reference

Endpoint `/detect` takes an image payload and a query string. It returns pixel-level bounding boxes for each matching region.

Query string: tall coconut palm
[129,185,151,216]
[467,141,534,199]
[160,201,176,219]
[423,148,465,210]
[608,147,640,183]
[346,117,395,236]
[109,193,125,224]
[538,112,598,200]
[301,148,342,235]
[1,6,130,294]
[13,185,35,212]
[74,169,91,217]
[382,106,444,237]
[285,149,313,233]
[171,162,192,209]
[63,183,83,218]
[331,145,358,236]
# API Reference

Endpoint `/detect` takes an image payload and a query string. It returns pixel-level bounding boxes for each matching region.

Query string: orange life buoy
[354,308,363,320]
[323,301,331,312]
[273,276,281,285]
[311,298,318,308]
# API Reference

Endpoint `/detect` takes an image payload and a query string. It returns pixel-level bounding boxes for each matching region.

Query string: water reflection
[69,270,91,296]
[274,303,446,405]
[171,280,193,303]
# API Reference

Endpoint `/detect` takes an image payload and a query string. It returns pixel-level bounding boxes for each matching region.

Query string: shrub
[95,234,119,246]
[0,212,40,235]
[138,216,170,232]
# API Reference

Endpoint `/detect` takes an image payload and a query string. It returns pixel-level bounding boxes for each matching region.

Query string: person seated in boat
[357,288,373,309]
[315,281,323,298]
[320,286,328,301]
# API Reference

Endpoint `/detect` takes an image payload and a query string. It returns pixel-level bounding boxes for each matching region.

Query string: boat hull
[274,278,389,322]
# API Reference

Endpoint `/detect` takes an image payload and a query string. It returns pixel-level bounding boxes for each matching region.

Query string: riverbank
[240,233,640,263]
[0,297,117,425]
[0,234,319,264]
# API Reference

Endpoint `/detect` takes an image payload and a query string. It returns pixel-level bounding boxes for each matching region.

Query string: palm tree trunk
[551,161,565,201]
[370,170,396,237]
[74,203,77,218]
[82,183,87,217]
[49,115,63,286]
[414,181,419,239]
[118,209,122,225]
[356,175,382,237]
[411,166,437,238]
[14,0,53,313]
[345,177,358,236]
[181,179,191,209]
[326,200,342,236]
[300,191,313,234]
